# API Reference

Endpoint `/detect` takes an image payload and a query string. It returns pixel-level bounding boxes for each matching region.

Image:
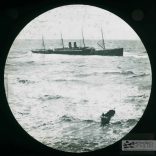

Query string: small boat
[101,110,115,126]
[32,29,123,56]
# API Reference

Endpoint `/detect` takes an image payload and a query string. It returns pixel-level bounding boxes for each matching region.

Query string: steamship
[31,29,123,56]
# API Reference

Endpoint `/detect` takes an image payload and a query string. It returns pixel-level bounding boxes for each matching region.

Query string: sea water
[4,39,152,152]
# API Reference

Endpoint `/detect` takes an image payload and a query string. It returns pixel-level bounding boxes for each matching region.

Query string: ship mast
[82,29,86,48]
[101,28,105,49]
[60,32,64,49]
[42,35,46,50]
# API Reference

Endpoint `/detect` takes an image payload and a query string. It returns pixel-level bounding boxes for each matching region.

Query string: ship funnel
[74,42,77,48]
[69,42,72,48]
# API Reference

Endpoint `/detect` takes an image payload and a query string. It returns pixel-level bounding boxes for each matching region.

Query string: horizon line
[16,38,140,41]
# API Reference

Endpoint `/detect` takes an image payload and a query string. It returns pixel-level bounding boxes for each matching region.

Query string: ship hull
[95,48,123,56]
[32,48,123,56]
[31,49,53,54]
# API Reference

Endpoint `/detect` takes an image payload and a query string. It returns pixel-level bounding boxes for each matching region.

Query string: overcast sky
[16,5,140,40]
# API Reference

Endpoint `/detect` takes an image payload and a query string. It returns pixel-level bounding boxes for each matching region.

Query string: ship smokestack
[69,42,72,48]
[74,42,77,48]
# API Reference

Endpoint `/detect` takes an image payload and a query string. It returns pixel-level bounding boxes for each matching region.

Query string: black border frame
[0,0,156,156]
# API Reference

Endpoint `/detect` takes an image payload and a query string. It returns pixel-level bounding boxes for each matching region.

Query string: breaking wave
[75,70,135,77]
[130,73,150,78]
[54,79,88,84]
[59,115,79,122]
[39,94,63,101]
[17,78,35,84]
[59,115,138,127]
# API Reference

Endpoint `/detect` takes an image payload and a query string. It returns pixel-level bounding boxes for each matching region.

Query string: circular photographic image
[4,5,152,153]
